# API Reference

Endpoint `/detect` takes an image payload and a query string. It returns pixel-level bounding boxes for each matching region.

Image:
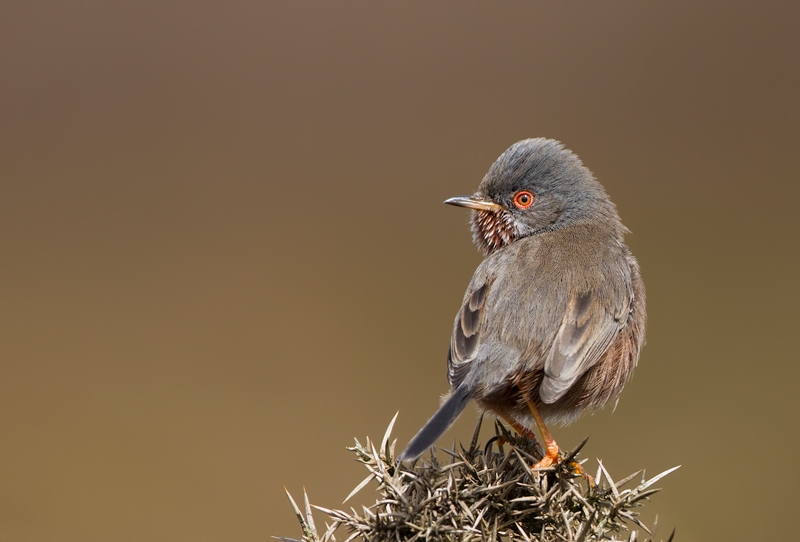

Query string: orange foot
[532,438,559,469]
[527,399,560,469]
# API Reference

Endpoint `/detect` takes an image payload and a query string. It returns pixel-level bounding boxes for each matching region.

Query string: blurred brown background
[1,1,798,540]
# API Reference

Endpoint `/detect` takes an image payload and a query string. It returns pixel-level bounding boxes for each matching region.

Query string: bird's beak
[444,195,504,212]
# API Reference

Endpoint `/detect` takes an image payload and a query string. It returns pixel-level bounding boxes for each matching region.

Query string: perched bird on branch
[399,138,646,468]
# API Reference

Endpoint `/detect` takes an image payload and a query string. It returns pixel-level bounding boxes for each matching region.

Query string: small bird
[398,138,646,468]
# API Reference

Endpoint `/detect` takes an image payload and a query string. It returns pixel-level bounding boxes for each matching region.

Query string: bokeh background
[2,1,798,540]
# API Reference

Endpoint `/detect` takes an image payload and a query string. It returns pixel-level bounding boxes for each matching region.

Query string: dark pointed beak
[444,195,504,212]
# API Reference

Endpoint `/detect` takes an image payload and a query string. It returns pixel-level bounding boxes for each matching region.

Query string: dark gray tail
[398,384,474,462]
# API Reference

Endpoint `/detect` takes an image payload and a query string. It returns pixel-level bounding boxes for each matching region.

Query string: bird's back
[451,222,645,425]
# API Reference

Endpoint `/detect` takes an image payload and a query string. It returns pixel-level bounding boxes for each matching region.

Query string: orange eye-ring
[512,190,534,209]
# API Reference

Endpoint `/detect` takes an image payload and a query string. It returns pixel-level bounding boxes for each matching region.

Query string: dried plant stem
[278,414,677,542]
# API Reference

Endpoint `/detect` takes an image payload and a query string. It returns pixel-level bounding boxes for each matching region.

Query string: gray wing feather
[448,283,489,387]
[540,288,629,404]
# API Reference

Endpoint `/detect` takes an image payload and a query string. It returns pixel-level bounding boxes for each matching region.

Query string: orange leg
[527,400,559,469]
[500,415,538,442]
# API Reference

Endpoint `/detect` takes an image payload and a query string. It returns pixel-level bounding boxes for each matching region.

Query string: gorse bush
[279,415,677,542]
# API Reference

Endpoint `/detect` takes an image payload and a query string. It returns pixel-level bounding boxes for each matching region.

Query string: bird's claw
[531,455,594,486]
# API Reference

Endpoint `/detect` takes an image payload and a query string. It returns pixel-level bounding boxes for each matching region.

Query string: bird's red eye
[512,191,534,209]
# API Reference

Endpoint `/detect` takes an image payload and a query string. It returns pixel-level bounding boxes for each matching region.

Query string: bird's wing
[540,288,630,404]
[399,280,489,462]
[448,282,489,387]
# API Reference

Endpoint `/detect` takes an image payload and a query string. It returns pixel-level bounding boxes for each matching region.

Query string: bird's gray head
[445,138,625,255]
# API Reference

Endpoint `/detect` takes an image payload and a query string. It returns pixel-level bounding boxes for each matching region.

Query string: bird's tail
[398,383,474,462]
